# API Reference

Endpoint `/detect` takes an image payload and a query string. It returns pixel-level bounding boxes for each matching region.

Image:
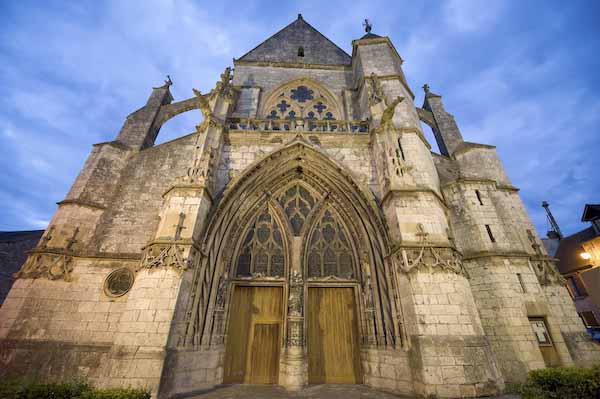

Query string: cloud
[0,0,598,240]
[442,0,506,33]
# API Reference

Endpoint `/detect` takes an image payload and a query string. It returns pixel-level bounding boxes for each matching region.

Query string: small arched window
[297,46,304,57]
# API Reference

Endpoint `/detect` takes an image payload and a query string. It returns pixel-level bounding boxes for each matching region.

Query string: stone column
[280,237,307,389]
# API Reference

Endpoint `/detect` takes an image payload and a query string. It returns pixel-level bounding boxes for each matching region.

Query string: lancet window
[307,209,355,279]
[236,207,285,277]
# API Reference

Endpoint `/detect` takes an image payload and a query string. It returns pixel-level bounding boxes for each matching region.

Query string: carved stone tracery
[396,246,467,277]
[139,242,191,272]
[15,252,74,282]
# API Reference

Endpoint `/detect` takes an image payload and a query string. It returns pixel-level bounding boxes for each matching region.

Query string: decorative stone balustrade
[227,117,369,134]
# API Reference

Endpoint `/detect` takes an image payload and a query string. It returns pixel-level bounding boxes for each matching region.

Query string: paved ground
[181,384,521,399]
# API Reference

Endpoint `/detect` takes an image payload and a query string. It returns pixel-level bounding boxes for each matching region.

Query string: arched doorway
[180,137,399,386]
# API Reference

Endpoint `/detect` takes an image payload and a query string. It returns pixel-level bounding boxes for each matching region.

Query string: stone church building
[1,15,598,398]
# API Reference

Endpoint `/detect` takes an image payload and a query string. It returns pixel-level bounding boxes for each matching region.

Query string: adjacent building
[550,204,600,334]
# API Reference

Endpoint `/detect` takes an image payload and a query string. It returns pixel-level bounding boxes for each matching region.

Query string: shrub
[0,380,150,399]
[518,365,600,399]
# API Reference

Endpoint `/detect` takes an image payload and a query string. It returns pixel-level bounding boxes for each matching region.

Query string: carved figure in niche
[215,272,229,308]
[288,269,303,316]
[361,253,375,310]
[368,73,386,106]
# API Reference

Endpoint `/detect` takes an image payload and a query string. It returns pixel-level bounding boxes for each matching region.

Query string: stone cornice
[388,241,458,257]
[92,140,131,151]
[57,199,106,210]
[28,247,142,261]
[355,73,415,101]
[225,130,370,146]
[441,178,519,192]
[351,36,404,64]
[462,250,530,261]
[373,125,432,151]
[381,186,448,211]
[451,141,496,158]
[0,338,112,352]
[162,183,214,204]
[233,59,351,71]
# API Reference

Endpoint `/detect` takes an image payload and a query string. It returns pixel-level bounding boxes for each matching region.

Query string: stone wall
[216,131,374,196]
[362,348,413,396]
[94,133,198,254]
[398,270,503,398]
[0,258,136,383]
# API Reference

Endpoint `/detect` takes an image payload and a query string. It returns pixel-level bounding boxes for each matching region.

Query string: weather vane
[363,19,372,33]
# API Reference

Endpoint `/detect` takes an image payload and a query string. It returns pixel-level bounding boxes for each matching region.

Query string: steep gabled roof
[236,15,351,66]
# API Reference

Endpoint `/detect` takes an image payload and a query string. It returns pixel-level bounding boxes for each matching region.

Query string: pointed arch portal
[180,136,401,385]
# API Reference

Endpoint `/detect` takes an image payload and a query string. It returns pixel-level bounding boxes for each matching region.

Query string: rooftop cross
[363,19,372,33]
[422,83,430,94]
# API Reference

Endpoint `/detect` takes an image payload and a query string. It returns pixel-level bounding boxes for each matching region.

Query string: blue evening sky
[1,0,599,237]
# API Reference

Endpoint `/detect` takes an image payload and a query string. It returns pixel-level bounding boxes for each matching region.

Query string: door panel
[249,323,280,383]
[307,287,361,384]
[224,286,283,384]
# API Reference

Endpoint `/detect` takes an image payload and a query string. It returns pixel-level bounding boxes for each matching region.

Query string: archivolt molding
[180,135,398,348]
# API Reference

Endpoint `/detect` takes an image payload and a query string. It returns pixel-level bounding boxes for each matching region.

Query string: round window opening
[104,268,135,297]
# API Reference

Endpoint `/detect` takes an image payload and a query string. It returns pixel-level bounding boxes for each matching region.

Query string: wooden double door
[223,285,361,385]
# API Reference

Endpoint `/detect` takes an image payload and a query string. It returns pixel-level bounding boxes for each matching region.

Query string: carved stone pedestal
[280,345,307,390]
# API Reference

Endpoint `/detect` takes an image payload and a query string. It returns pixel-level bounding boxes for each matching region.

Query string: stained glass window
[313,101,327,114]
[236,207,285,277]
[307,209,354,278]
[263,83,339,121]
[290,85,314,102]
[278,185,315,236]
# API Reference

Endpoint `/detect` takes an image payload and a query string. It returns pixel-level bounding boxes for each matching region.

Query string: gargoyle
[380,96,404,128]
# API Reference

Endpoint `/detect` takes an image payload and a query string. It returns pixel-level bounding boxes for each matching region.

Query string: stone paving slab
[182,384,521,399]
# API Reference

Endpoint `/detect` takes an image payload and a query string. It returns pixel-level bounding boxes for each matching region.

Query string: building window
[580,311,600,328]
[485,224,495,243]
[517,273,527,293]
[397,138,406,160]
[529,318,553,346]
[297,46,304,57]
[566,275,587,298]
[307,209,354,279]
[475,189,484,205]
[104,268,135,297]
[236,207,286,277]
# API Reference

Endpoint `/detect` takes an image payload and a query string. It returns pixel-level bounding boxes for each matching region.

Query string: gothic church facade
[1,16,598,398]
